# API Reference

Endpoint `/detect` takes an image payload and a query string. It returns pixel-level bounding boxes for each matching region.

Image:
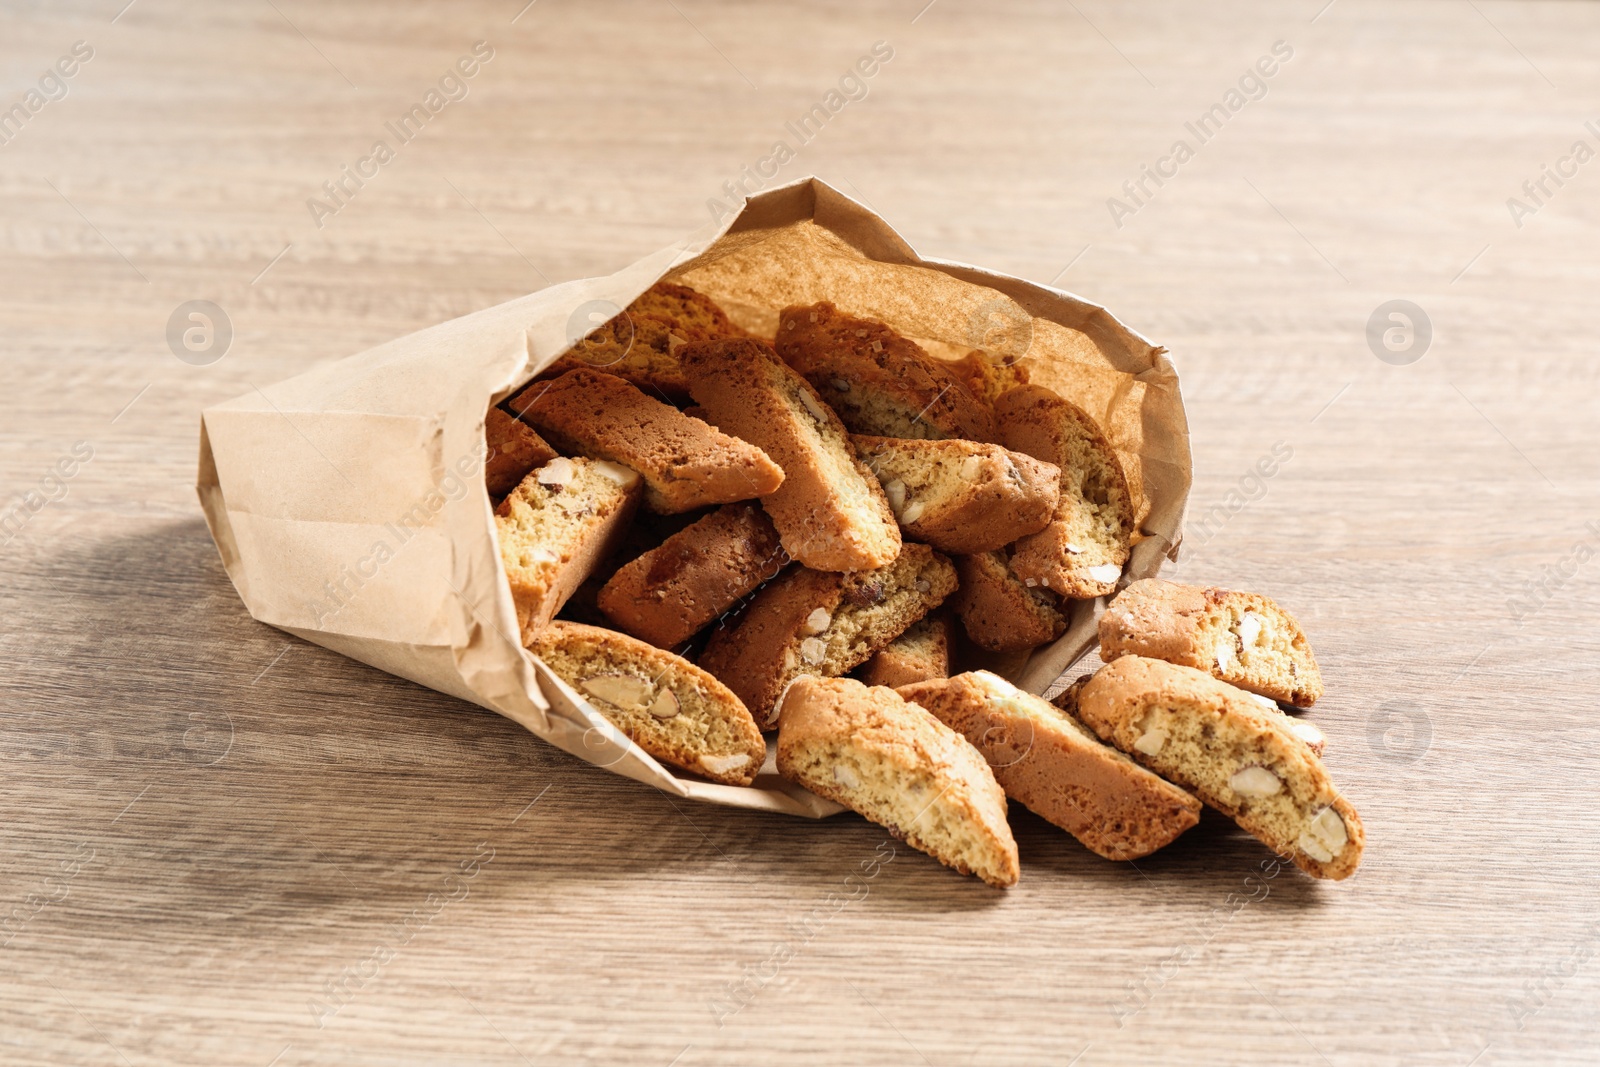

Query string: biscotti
[484,407,559,500]
[526,621,765,786]
[951,550,1067,653]
[596,503,788,649]
[679,338,901,572]
[1099,578,1324,707]
[775,676,1019,887]
[852,435,1060,554]
[859,612,952,688]
[952,350,1029,407]
[775,302,995,441]
[495,457,642,641]
[698,542,957,728]
[898,672,1201,861]
[538,280,748,402]
[996,385,1136,599]
[1073,656,1363,880]
[510,369,784,514]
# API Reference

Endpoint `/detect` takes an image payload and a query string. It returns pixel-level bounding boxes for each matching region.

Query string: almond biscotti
[698,542,957,728]
[995,385,1136,599]
[495,457,642,642]
[596,503,788,649]
[776,676,1019,888]
[525,621,765,786]
[851,435,1060,554]
[1099,578,1324,707]
[539,280,749,402]
[1073,656,1363,880]
[484,407,558,500]
[775,302,994,441]
[951,550,1067,653]
[510,369,784,514]
[859,612,953,688]
[678,338,901,572]
[898,672,1201,861]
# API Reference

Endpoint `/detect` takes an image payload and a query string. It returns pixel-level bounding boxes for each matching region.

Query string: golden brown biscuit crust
[1073,656,1363,880]
[484,407,558,500]
[951,550,1066,653]
[775,302,995,441]
[776,676,1019,888]
[1098,578,1324,706]
[596,503,788,649]
[859,612,953,688]
[679,338,901,572]
[898,672,1201,861]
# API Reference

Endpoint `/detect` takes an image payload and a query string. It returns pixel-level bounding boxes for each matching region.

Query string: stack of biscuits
[487,281,1364,887]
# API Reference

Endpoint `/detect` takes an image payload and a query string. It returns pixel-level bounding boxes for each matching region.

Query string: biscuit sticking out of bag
[776,676,1019,888]
[1071,656,1363,880]
[851,434,1059,555]
[495,456,641,642]
[678,338,900,572]
[1098,578,1324,707]
[596,503,788,649]
[484,407,558,500]
[774,301,994,441]
[899,672,1201,861]
[512,369,783,514]
[526,621,765,786]
[995,385,1135,599]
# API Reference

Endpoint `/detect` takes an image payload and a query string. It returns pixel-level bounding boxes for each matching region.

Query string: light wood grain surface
[3,1,1599,1064]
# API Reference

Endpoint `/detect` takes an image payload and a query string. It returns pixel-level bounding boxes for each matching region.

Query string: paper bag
[197,177,1190,817]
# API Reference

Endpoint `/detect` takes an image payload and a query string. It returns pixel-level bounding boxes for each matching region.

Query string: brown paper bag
[197,177,1190,818]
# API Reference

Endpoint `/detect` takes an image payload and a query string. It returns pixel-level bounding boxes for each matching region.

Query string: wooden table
[3,1,1596,1063]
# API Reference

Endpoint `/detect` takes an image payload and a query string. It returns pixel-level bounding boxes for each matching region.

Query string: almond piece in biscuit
[495,456,642,642]
[776,676,1019,888]
[596,503,788,649]
[526,621,765,786]
[898,671,1201,861]
[952,550,1067,654]
[678,337,900,572]
[775,302,994,441]
[698,542,957,729]
[852,434,1059,554]
[484,407,558,500]
[1072,656,1364,880]
[859,611,953,689]
[511,369,783,515]
[1099,577,1324,707]
[995,385,1135,599]
[539,280,749,402]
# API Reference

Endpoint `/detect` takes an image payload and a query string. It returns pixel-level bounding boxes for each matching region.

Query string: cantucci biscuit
[679,338,900,572]
[952,549,1067,653]
[484,407,558,500]
[995,385,1136,599]
[775,302,994,441]
[776,676,1019,888]
[526,621,765,786]
[851,435,1059,554]
[596,503,788,649]
[1072,656,1363,880]
[495,456,642,642]
[952,349,1029,407]
[898,672,1201,861]
[697,542,956,728]
[1099,578,1324,707]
